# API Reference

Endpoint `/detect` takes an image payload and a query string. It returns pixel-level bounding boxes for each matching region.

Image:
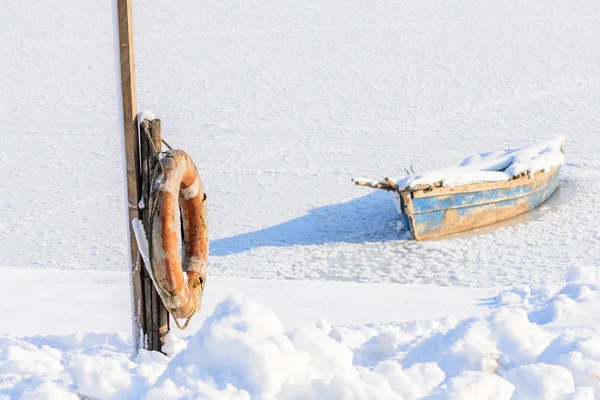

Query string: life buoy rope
[148,150,208,324]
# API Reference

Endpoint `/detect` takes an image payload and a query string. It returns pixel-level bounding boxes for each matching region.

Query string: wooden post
[116,0,144,351]
[140,120,170,352]
[116,0,169,353]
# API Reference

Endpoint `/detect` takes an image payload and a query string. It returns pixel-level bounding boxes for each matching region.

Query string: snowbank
[3,267,600,399]
[363,137,566,191]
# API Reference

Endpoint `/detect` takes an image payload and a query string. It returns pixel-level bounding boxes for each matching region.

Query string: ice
[131,218,151,275]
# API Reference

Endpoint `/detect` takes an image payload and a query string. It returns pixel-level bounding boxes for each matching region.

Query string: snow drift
[2,266,600,399]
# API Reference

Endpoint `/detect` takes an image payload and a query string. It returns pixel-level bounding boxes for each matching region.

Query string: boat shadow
[210,191,409,256]
[212,177,574,255]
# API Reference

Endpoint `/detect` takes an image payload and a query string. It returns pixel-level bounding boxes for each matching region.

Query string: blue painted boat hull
[399,166,561,240]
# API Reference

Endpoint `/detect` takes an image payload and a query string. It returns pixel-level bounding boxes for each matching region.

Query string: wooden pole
[115,0,170,353]
[116,0,144,351]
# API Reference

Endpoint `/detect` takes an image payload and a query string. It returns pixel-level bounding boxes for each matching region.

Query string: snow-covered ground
[4,268,600,399]
[3,0,600,287]
[2,0,600,398]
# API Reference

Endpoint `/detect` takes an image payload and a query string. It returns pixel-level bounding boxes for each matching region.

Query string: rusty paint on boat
[398,166,561,240]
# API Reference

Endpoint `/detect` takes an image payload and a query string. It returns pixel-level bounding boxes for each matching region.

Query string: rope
[142,125,165,174]
[161,138,173,150]
[150,188,161,221]
[170,310,194,330]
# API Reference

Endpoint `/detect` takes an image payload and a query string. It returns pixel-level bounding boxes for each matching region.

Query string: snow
[2,0,600,398]
[390,137,566,190]
[1,268,600,398]
[431,371,515,400]
[503,364,575,399]
[137,111,156,123]
[0,267,495,337]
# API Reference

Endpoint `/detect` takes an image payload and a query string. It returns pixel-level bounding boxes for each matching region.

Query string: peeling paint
[403,166,560,240]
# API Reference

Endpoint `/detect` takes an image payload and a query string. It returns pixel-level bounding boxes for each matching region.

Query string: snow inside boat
[354,138,565,240]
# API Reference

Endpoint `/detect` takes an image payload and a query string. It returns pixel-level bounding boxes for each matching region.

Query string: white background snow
[1,0,600,398]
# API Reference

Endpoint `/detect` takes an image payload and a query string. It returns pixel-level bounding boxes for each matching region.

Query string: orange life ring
[149,150,208,320]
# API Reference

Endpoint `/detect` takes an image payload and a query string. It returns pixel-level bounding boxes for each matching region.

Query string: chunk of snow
[430,370,515,400]
[20,381,79,400]
[503,363,575,399]
[137,111,156,123]
[566,267,600,285]
[374,361,445,399]
[161,332,187,359]
[359,137,566,190]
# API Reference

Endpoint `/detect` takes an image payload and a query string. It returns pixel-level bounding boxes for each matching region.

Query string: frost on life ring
[149,150,208,320]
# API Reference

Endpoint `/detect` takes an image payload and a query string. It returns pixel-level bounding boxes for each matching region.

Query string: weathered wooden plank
[140,120,152,223]
[148,119,170,350]
[138,119,171,352]
[148,120,162,175]
[143,273,154,348]
[139,120,154,350]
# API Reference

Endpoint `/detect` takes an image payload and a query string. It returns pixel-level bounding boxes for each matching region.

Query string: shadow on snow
[211,191,409,256]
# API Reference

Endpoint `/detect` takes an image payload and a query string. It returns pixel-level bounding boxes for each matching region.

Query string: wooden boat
[354,164,561,240]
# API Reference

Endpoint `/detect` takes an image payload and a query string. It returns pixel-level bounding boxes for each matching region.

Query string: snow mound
[376,137,566,190]
[4,267,600,399]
